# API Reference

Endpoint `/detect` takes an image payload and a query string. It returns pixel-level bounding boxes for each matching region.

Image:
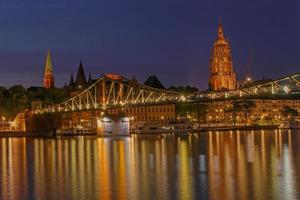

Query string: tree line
[0,85,67,120]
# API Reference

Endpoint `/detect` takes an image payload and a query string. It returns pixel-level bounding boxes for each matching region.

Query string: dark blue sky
[0,0,299,90]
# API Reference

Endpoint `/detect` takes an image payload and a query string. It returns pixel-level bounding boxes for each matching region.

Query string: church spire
[44,49,53,74]
[217,17,224,40]
[69,74,75,87]
[43,49,55,89]
[75,61,87,89]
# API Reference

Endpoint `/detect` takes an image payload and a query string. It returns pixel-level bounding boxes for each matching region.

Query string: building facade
[58,103,176,134]
[43,50,55,89]
[205,99,300,125]
[106,103,176,123]
[209,21,236,91]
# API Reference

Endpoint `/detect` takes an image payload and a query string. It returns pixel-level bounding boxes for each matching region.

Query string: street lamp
[1,116,6,131]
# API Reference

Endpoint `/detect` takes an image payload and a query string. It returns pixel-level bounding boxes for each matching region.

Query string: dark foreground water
[0,130,300,200]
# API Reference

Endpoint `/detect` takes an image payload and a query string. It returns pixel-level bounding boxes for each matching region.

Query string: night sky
[0,0,299,90]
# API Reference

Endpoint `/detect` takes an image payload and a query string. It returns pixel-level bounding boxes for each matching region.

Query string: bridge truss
[36,72,300,114]
[36,74,182,113]
[190,72,300,100]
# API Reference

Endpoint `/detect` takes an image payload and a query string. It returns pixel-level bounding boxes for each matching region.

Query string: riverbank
[0,131,26,137]
[0,131,56,138]
[0,124,289,137]
[194,124,279,132]
[131,124,280,134]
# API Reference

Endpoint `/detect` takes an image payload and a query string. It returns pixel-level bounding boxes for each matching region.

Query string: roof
[69,74,75,87]
[105,73,122,80]
[75,62,87,85]
[144,76,166,89]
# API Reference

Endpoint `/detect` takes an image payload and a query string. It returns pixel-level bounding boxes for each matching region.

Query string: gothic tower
[43,49,55,89]
[209,20,236,91]
[75,61,87,90]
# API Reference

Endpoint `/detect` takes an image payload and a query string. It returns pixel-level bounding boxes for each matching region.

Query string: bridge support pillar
[96,115,130,136]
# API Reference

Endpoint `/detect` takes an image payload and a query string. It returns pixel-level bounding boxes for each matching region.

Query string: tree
[190,103,208,123]
[27,87,67,106]
[168,86,198,94]
[5,85,29,119]
[0,87,8,116]
[226,101,243,126]
[176,103,189,117]
[281,105,299,120]
[176,102,208,123]
[240,100,256,125]
[226,100,256,126]
[0,85,67,120]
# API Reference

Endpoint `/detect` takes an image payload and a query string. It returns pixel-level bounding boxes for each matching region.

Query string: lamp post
[2,116,6,131]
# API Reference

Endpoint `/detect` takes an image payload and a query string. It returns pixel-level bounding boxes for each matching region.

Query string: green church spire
[44,49,53,74]
[43,49,55,88]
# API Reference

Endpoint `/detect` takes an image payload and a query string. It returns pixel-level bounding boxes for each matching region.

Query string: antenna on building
[218,16,222,26]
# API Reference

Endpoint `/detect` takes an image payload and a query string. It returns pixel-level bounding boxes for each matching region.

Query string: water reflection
[0,130,300,200]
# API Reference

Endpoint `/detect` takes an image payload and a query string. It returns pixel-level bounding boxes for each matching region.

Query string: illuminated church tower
[43,49,55,89]
[209,20,236,91]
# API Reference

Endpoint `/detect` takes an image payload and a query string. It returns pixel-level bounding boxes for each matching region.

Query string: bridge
[191,72,300,99]
[35,72,300,114]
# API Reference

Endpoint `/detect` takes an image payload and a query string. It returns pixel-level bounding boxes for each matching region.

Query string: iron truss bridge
[35,74,184,113]
[35,72,300,113]
[190,72,300,100]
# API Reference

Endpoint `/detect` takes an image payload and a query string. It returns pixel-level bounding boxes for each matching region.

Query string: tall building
[43,50,55,89]
[209,20,236,91]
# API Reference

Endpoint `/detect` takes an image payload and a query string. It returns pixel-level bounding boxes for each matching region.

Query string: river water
[0,130,299,200]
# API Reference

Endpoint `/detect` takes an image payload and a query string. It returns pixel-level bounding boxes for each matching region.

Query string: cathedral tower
[43,49,55,89]
[209,20,236,91]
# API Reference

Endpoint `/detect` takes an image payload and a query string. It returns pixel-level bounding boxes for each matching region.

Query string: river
[0,130,299,200]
